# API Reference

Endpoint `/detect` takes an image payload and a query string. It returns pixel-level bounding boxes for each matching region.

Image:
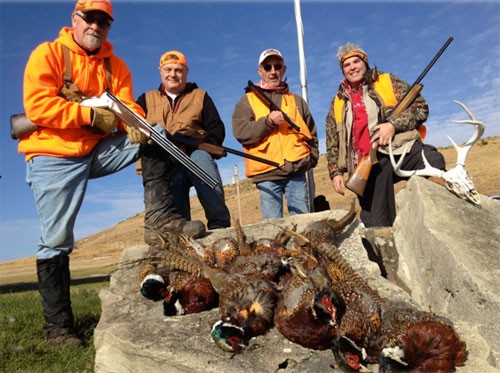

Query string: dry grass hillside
[1,136,499,284]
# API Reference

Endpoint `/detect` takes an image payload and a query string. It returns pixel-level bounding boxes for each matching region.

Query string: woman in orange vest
[232,49,319,219]
[325,43,445,228]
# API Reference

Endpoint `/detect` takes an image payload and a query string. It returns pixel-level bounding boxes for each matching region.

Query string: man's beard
[82,33,102,51]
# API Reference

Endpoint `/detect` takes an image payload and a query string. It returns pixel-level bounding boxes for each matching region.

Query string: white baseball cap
[258,49,284,65]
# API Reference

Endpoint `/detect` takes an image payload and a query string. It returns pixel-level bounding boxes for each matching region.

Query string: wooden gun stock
[346,84,422,196]
[10,113,39,139]
[345,36,453,197]
[196,142,226,158]
[345,142,379,196]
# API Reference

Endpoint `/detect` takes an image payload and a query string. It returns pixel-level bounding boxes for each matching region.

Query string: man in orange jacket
[20,0,193,347]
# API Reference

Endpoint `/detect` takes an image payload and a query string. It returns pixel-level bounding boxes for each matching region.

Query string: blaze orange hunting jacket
[20,27,143,161]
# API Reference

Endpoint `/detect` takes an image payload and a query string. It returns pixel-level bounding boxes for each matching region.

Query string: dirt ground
[1,136,498,284]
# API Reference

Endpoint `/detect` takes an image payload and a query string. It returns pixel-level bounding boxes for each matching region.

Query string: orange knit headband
[340,51,369,68]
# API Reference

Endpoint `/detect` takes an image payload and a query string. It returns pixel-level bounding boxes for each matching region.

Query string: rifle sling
[12,47,113,140]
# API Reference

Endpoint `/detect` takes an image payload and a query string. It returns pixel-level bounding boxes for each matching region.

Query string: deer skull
[389,100,485,205]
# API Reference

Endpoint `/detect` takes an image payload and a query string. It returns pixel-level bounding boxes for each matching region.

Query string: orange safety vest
[333,73,398,124]
[244,92,312,177]
[333,73,426,141]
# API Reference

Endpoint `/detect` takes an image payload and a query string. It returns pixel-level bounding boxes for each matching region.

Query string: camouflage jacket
[325,70,428,179]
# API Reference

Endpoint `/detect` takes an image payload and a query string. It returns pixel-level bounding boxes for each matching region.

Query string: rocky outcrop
[394,177,500,369]
[94,177,500,372]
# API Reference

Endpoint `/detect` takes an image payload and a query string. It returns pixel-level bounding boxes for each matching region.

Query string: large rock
[94,179,499,372]
[394,176,500,369]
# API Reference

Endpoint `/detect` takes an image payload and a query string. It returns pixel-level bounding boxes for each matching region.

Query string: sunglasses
[75,11,111,29]
[262,63,283,72]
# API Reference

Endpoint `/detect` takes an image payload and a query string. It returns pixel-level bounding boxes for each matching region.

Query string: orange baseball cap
[159,51,188,68]
[75,0,113,21]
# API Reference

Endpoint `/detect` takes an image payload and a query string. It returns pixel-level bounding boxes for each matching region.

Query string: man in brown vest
[136,51,230,239]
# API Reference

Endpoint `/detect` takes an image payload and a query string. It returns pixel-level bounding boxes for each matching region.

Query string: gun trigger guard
[370,128,380,139]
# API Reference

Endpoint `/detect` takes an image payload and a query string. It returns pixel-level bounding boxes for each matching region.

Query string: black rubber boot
[141,145,205,245]
[37,255,82,346]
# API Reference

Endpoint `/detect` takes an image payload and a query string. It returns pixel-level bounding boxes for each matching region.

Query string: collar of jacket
[158,82,199,96]
[258,81,289,93]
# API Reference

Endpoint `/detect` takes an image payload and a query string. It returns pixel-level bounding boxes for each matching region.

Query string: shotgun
[345,37,454,197]
[95,89,219,189]
[246,80,301,133]
[12,91,219,190]
[170,132,280,168]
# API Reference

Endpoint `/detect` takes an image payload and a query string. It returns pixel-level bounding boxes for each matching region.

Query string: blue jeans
[256,173,309,219]
[26,132,141,259]
[171,150,230,229]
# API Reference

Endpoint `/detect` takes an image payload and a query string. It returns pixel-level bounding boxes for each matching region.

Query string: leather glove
[59,86,84,103]
[125,125,150,144]
[91,108,117,134]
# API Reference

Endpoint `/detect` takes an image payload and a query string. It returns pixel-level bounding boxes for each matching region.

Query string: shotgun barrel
[246,80,301,133]
[102,90,219,190]
[170,132,280,168]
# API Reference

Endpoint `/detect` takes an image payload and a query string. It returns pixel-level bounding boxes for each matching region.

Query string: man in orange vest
[232,49,319,219]
[325,42,445,228]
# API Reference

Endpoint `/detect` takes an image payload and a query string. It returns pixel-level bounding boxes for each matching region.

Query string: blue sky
[1,0,499,262]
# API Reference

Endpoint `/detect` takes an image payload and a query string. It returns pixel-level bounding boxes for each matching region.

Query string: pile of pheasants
[137,206,467,372]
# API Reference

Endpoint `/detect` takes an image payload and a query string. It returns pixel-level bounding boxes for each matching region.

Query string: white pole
[294,0,308,102]
[294,0,316,212]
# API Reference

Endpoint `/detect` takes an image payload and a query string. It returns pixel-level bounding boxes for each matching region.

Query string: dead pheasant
[164,249,278,351]
[274,258,343,350]
[162,271,218,316]
[136,237,219,315]
[297,209,384,369]
[138,245,172,301]
[210,237,239,269]
[369,301,468,372]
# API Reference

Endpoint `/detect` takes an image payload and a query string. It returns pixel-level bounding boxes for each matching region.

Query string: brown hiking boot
[45,332,83,347]
[144,218,206,246]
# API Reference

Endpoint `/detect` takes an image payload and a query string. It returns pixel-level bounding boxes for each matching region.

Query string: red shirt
[347,85,371,165]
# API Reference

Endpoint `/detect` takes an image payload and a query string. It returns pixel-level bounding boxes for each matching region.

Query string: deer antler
[389,101,485,205]
[447,100,485,167]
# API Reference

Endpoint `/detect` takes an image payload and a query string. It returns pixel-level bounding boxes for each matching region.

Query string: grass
[0,280,108,373]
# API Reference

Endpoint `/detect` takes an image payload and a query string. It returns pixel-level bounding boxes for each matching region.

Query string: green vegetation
[0,281,108,373]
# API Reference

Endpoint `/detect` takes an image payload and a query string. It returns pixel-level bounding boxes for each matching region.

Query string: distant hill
[1,136,498,284]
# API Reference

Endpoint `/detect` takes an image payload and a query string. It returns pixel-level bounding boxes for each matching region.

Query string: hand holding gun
[246,80,301,133]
